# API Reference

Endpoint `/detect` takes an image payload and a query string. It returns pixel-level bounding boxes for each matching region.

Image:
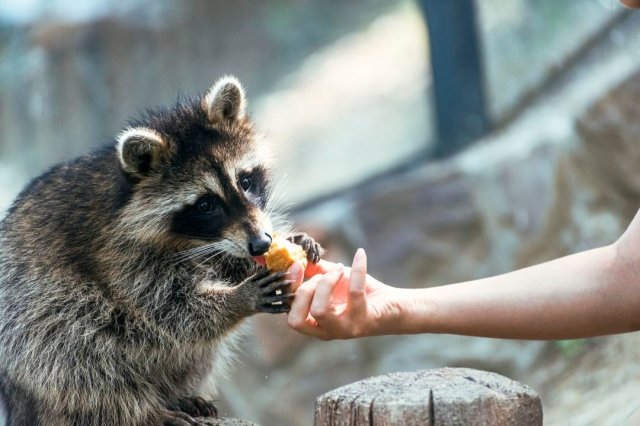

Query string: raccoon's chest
[140,343,214,396]
[145,330,244,399]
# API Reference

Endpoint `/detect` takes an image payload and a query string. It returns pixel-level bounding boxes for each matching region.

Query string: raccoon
[0,76,323,425]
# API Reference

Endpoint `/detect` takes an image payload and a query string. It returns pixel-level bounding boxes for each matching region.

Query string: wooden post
[314,368,542,426]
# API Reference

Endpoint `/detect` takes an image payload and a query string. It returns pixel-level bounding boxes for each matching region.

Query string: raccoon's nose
[248,233,272,256]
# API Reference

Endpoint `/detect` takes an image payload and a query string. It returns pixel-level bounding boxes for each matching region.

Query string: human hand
[285,249,406,339]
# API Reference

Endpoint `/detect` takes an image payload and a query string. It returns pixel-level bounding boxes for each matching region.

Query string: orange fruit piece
[264,235,308,272]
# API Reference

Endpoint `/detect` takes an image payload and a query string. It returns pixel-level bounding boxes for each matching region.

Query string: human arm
[286,210,640,340]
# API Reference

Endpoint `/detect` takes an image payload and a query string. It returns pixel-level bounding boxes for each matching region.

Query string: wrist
[364,288,427,336]
[396,288,437,335]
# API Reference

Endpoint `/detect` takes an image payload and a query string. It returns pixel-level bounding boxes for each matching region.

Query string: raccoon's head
[115,76,277,259]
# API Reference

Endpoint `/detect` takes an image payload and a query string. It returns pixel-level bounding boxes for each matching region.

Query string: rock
[355,169,488,288]
[198,418,259,426]
[314,368,542,426]
[574,68,640,218]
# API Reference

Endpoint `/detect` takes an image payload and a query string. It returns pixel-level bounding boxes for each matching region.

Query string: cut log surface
[314,368,542,426]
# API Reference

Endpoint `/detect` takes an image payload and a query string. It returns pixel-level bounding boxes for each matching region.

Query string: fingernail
[354,248,366,261]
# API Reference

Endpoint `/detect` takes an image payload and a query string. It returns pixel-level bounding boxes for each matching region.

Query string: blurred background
[1,0,640,424]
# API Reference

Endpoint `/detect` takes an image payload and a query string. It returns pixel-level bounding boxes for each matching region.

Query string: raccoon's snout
[248,232,272,256]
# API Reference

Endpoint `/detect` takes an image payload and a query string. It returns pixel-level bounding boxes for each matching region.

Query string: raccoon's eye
[197,198,216,213]
[240,176,252,192]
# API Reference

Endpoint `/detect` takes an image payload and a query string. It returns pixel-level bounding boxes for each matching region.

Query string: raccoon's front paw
[286,232,325,264]
[241,268,294,314]
[172,396,218,418]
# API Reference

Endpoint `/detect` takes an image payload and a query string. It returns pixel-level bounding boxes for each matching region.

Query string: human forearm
[289,210,640,341]
[397,244,640,339]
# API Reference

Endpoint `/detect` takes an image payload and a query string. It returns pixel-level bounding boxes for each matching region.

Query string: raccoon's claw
[242,268,293,314]
[192,397,217,418]
[286,233,325,264]
[261,279,293,295]
[258,281,294,314]
[259,302,292,314]
[249,268,271,282]
[253,270,286,287]
[161,410,199,426]
[260,304,291,314]
[172,396,218,418]
[262,293,295,305]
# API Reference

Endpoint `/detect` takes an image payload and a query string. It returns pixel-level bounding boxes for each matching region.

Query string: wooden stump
[314,368,542,426]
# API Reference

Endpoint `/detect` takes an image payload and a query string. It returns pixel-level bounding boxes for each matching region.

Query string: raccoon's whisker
[173,246,213,261]
[269,174,287,200]
[173,248,214,263]
[267,192,287,216]
[172,242,229,264]
[265,176,295,234]
[194,249,227,269]
[173,242,215,257]
[207,252,235,273]
[229,240,248,257]
[266,175,289,215]
[269,210,293,234]
[195,240,239,266]
[273,202,294,215]
[177,250,220,265]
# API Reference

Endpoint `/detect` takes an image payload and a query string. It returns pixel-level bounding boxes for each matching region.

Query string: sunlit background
[1,0,640,424]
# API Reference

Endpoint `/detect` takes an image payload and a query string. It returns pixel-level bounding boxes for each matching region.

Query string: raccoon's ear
[116,127,169,177]
[203,75,246,124]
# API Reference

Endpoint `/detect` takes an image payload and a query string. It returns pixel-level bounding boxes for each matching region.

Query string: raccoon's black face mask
[170,162,273,257]
[172,193,229,242]
[115,76,276,258]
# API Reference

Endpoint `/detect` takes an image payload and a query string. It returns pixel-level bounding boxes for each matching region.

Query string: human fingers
[286,261,305,292]
[304,259,336,278]
[286,277,332,338]
[309,264,344,323]
[287,276,321,331]
[347,248,367,316]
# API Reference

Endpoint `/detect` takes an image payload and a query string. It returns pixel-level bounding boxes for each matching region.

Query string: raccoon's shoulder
[3,146,131,223]
[0,145,134,268]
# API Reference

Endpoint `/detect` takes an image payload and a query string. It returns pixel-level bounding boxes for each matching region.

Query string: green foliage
[554,339,588,357]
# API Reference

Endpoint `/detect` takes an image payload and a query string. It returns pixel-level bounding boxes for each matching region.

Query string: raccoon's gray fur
[0,76,323,425]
